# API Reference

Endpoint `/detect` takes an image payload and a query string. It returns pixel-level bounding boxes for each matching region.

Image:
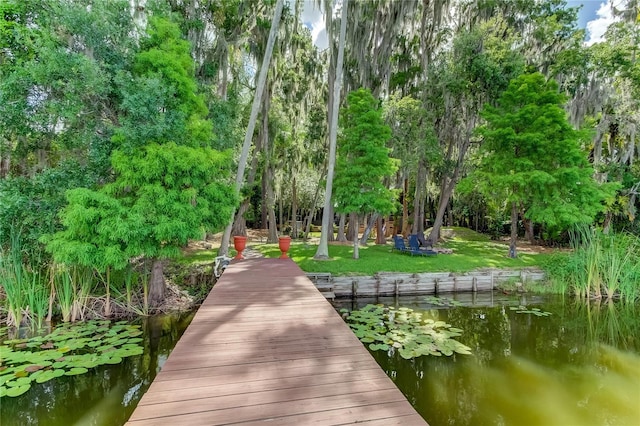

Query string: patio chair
[408,234,437,256]
[392,235,411,254]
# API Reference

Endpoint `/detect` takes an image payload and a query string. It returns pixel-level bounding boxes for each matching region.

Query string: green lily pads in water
[509,306,552,316]
[344,304,472,359]
[0,320,144,398]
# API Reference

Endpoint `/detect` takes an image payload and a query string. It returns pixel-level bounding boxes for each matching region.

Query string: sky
[301,0,626,50]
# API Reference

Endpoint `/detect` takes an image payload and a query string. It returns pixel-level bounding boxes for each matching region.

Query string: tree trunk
[402,176,410,237]
[149,259,165,308]
[428,116,475,245]
[376,216,385,244]
[303,168,325,241]
[314,0,348,259]
[360,213,378,245]
[509,201,518,258]
[218,0,284,256]
[265,165,278,243]
[412,160,427,234]
[292,176,298,238]
[352,213,359,259]
[428,177,455,244]
[346,212,357,241]
[232,134,263,235]
[523,217,534,244]
[337,213,347,242]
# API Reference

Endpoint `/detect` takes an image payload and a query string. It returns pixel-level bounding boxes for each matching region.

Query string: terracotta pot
[233,236,247,259]
[278,236,291,259]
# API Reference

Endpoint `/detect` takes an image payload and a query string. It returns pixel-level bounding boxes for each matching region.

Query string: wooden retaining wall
[307,269,545,298]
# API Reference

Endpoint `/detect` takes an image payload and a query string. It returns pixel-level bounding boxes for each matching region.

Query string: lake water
[0,311,194,426]
[3,293,639,426]
[335,293,640,426]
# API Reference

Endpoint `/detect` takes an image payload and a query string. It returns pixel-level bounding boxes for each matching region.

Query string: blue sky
[567,0,602,27]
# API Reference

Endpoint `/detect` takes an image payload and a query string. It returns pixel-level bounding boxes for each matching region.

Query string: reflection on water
[336,293,640,426]
[0,311,195,426]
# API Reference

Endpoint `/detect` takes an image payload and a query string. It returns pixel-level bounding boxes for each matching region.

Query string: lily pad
[6,384,30,397]
[65,367,88,376]
[345,304,472,359]
[0,319,144,397]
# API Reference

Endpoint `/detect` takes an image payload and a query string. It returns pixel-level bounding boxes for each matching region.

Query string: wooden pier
[126,258,427,425]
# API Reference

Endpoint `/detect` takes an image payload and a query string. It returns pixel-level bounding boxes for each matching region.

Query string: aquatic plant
[569,228,640,301]
[52,265,74,322]
[344,304,472,359]
[508,306,552,317]
[0,320,144,398]
[24,272,48,330]
[424,296,464,307]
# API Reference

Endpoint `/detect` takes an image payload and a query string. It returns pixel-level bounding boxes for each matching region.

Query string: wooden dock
[126,258,427,425]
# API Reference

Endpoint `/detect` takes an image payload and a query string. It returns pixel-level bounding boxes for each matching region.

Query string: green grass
[177,228,554,276]
[177,228,549,276]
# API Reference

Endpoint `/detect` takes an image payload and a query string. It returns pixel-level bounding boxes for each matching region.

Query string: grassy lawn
[252,227,556,276]
[177,227,557,276]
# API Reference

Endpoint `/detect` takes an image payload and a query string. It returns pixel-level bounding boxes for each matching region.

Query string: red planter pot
[233,236,247,259]
[278,236,291,259]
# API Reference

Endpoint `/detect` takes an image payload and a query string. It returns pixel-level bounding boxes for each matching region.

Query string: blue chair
[408,234,437,256]
[392,235,411,254]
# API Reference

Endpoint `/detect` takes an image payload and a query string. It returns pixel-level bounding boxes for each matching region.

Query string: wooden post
[472,276,478,293]
[352,280,357,298]
[394,279,399,297]
[434,278,439,295]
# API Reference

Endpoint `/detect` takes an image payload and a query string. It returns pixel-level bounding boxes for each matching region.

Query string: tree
[333,88,397,259]
[315,0,348,260]
[219,0,284,256]
[46,18,237,307]
[472,72,613,257]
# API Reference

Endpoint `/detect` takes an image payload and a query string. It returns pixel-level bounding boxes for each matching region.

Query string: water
[335,293,640,426]
[0,311,194,426]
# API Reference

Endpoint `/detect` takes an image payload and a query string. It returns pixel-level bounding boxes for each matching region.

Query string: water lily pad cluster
[424,296,464,307]
[344,304,472,359]
[0,320,144,398]
[509,306,552,317]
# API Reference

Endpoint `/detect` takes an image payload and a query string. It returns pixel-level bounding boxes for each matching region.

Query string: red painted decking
[126,258,427,425]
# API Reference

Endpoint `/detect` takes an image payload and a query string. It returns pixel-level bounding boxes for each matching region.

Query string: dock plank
[126,258,427,425]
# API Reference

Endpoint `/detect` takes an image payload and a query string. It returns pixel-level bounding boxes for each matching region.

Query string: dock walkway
[126,258,427,425]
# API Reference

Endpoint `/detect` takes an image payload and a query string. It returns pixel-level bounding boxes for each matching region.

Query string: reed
[566,227,640,301]
[53,264,75,322]
[71,266,94,322]
[24,270,48,330]
[0,228,28,327]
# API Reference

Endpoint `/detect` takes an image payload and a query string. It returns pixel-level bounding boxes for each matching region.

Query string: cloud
[585,0,623,45]
[301,1,328,50]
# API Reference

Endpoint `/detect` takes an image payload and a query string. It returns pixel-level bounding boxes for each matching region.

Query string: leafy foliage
[345,304,472,358]
[472,72,615,236]
[44,18,237,298]
[0,320,144,398]
[334,88,397,216]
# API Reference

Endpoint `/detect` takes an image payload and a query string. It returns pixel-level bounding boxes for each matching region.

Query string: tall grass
[547,227,640,301]
[71,266,94,322]
[0,228,50,329]
[52,264,74,322]
[24,271,48,330]
[0,228,28,327]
